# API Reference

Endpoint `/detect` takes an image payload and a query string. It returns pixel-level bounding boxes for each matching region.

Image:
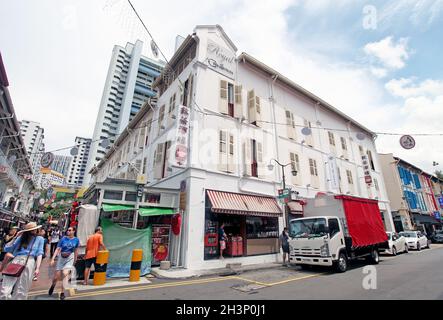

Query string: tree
[435,170,443,180]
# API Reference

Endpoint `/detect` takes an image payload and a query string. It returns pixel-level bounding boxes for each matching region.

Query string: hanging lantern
[171,213,182,235]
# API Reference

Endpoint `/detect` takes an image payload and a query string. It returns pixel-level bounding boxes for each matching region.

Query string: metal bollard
[93,250,109,286]
[129,249,143,282]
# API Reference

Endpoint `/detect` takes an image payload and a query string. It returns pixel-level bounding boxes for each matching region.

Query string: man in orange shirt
[83,227,107,285]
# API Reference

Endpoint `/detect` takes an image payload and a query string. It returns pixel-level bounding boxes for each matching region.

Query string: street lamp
[268,158,298,228]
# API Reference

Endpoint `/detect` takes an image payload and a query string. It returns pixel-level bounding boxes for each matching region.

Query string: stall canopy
[413,213,441,225]
[139,207,175,217]
[102,203,135,212]
[207,190,282,217]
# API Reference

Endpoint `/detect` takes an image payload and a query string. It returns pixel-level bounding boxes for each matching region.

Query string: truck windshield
[290,218,328,238]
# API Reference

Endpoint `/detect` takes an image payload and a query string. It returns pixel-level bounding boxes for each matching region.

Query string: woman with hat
[0,222,44,300]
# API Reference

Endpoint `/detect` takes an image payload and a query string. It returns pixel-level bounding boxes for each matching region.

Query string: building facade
[0,52,34,216]
[84,41,165,186]
[379,153,441,234]
[89,25,394,271]
[19,119,45,185]
[67,136,91,187]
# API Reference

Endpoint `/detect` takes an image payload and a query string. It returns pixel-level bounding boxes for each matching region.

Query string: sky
[1,0,443,173]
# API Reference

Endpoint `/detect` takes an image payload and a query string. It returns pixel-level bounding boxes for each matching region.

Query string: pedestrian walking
[279,227,290,266]
[33,229,50,281]
[48,227,79,300]
[83,227,107,285]
[0,227,18,263]
[50,228,60,258]
[0,222,44,300]
[219,223,227,259]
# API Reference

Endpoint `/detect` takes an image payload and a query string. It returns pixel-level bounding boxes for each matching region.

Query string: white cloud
[386,78,443,98]
[364,36,410,70]
[370,67,388,78]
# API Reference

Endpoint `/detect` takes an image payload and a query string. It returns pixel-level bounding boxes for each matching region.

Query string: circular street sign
[400,135,415,150]
[41,179,51,190]
[34,192,41,198]
[101,138,110,148]
[39,198,45,205]
[301,127,312,136]
[70,147,79,156]
[40,152,55,168]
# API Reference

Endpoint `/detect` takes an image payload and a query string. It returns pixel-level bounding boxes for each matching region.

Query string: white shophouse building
[90,25,394,271]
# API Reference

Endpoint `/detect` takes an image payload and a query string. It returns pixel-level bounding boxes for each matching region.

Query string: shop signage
[171,105,190,168]
[278,188,291,199]
[206,40,235,79]
[136,184,144,199]
[361,154,372,185]
[136,174,147,185]
[433,211,441,220]
[40,152,54,168]
[438,196,443,208]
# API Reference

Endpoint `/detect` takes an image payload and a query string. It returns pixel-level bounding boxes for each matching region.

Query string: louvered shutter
[243,139,252,176]
[234,85,243,118]
[218,130,228,172]
[219,80,228,114]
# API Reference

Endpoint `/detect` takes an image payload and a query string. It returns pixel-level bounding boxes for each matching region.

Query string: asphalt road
[31,244,443,300]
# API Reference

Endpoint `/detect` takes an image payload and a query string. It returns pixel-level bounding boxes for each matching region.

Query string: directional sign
[40,152,54,168]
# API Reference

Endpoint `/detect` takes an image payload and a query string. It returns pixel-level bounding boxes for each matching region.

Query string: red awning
[207,190,282,217]
[288,201,303,213]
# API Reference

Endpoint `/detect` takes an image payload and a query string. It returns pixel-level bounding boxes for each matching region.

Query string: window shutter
[218,130,227,172]
[163,141,171,177]
[304,119,314,147]
[247,90,257,124]
[219,80,228,114]
[234,85,243,119]
[243,139,252,176]
[158,105,165,136]
[153,143,164,179]
[290,152,301,185]
[257,141,264,178]
[228,134,235,173]
[286,111,296,140]
[255,96,262,127]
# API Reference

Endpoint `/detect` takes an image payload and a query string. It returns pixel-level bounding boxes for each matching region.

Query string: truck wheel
[335,253,348,273]
[369,249,379,264]
[392,246,397,256]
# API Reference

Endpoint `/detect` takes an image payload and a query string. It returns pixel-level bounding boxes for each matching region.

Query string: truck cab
[289,216,345,269]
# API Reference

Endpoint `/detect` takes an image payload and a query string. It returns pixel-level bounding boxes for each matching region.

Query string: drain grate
[231,283,266,292]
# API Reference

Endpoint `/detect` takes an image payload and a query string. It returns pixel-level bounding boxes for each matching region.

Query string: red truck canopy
[335,195,388,247]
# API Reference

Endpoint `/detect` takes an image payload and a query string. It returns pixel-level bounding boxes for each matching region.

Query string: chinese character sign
[171,105,191,167]
[362,154,372,185]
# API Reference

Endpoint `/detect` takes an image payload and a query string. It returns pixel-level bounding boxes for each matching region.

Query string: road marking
[67,276,239,299]
[265,272,326,286]
[28,289,50,297]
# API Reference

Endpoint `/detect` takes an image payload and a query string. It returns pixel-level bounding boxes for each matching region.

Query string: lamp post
[268,158,298,228]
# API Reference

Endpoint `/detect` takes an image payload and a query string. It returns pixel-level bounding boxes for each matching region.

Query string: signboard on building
[438,196,443,208]
[170,105,191,168]
[205,40,235,79]
[179,192,187,211]
[40,152,54,168]
[361,154,372,185]
[326,155,340,190]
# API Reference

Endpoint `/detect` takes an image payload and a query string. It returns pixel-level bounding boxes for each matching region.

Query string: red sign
[365,176,373,184]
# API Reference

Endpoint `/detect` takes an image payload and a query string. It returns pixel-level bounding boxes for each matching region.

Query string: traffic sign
[400,135,415,150]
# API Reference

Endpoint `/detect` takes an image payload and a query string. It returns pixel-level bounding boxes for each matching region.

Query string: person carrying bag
[0,222,44,300]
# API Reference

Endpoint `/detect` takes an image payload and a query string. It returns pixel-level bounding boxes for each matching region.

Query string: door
[328,218,342,257]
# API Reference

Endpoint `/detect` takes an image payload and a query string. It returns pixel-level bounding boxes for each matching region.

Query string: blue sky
[1,0,442,172]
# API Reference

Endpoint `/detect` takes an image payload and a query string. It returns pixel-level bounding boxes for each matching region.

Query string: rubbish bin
[74,254,95,280]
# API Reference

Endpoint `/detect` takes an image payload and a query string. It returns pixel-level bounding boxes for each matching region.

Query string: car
[385,232,408,255]
[430,230,443,243]
[399,231,430,250]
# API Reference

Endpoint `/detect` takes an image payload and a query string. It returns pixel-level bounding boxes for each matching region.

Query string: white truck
[288,193,389,272]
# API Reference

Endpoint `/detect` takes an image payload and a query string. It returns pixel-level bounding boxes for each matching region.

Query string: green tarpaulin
[138,207,174,216]
[101,218,152,278]
[102,203,135,212]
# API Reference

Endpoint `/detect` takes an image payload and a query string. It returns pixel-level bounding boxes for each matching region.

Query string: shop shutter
[218,130,228,172]
[219,79,228,115]
[234,85,243,119]
[303,119,314,147]
[243,139,252,176]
